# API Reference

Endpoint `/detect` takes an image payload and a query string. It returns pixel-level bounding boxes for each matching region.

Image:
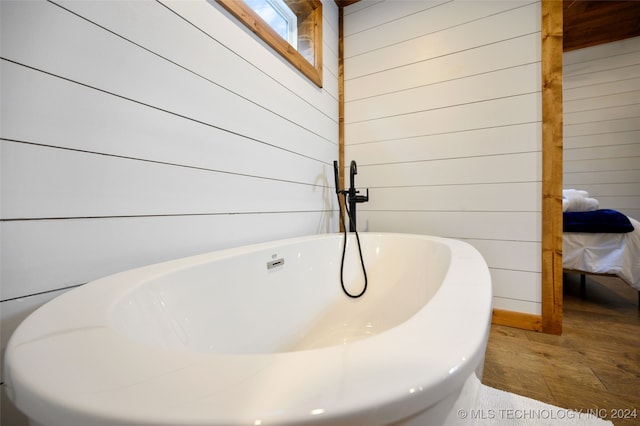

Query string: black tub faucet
[348,160,369,232]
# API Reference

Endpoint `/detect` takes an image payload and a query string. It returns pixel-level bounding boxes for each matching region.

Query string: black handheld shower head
[333,160,341,194]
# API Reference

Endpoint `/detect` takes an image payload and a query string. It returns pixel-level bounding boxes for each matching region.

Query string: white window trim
[269,0,298,48]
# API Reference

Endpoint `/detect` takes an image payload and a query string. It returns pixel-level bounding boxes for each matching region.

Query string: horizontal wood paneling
[492,298,540,318]
[565,117,640,137]
[563,170,640,185]
[346,0,493,56]
[464,239,541,273]
[564,143,640,161]
[564,53,640,79]
[357,211,540,243]
[491,269,542,303]
[563,36,640,217]
[165,0,340,112]
[346,93,540,144]
[564,35,640,63]
[565,104,640,126]
[0,0,339,388]
[1,212,333,301]
[565,90,640,112]
[344,2,539,80]
[346,62,540,124]
[355,153,541,188]
[1,62,335,180]
[1,142,333,219]
[343,0,542,315]
[365,182,540,213]
[2,1,337,154]
[493,287,544,316]
[595,196,640,210]
[343,0,433,37]
[564,131,640,151]
[322,1,340,84]
[346,123,541,163]
[564,64,640,89]
[345,32,541,103]
[563,157,638,173]
[564,78,640,102]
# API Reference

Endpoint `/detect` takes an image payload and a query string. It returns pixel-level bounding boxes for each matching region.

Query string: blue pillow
[563,209,634,233]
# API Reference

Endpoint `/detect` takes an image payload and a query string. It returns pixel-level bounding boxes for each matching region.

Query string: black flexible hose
[336,184,368,299]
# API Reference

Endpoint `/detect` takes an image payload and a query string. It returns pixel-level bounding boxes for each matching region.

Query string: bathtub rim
[4,232,493,426]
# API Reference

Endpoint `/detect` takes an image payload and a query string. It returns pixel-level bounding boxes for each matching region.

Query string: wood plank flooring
[482,273,640,426]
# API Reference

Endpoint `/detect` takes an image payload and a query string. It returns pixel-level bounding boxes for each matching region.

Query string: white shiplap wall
[0,0,339,403]
[343,0,543,315]
[564,36,640,219]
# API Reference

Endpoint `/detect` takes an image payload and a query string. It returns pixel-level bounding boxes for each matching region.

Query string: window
[216,0,323,87]
[243,0,298,48]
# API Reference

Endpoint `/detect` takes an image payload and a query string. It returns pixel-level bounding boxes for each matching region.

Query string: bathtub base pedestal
[392,372,482,426]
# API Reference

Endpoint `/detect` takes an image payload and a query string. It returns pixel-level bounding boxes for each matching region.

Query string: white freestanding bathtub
[4,233,492,426]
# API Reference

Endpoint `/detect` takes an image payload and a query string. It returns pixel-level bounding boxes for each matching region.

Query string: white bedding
[563,216,640,291]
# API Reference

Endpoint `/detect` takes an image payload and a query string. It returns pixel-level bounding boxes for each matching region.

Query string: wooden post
[338,6,345,232]
[541,0,563,334]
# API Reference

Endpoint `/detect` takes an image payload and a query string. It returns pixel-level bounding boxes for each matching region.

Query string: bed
[563,208,640,305]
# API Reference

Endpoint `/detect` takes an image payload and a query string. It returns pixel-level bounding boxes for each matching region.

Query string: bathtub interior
[109,234,452,354]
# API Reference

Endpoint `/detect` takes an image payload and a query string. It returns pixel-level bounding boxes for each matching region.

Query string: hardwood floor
[482,273,640,426]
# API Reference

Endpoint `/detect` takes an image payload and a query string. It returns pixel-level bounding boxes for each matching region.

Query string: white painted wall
[343,0,543,315]
[564,36,640,219]
[0,1,339,417]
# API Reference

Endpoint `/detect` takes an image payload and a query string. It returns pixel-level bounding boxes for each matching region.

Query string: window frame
[216,0,323,87]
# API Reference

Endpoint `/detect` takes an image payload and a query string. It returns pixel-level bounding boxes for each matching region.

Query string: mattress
[563,216,640,291]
